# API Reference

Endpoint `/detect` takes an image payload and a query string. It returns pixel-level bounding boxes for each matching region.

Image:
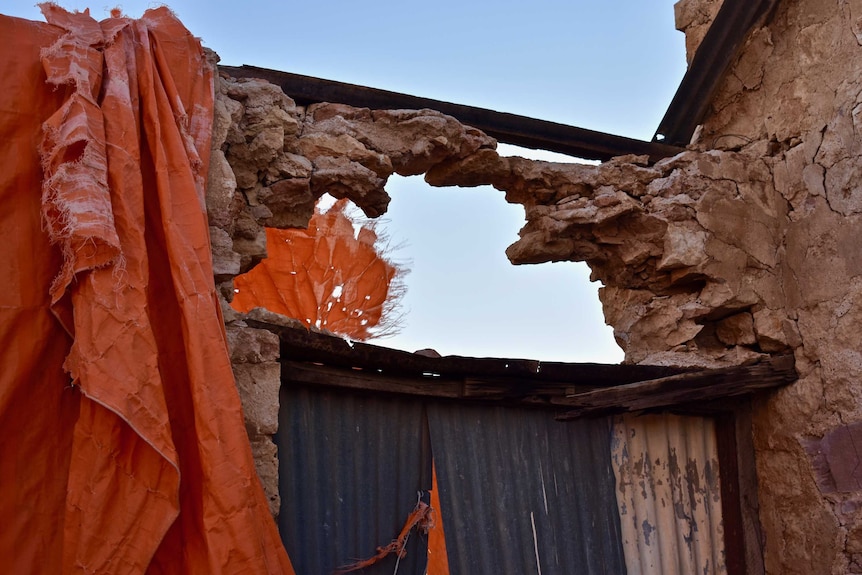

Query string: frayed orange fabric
[427,464,451,575]
[0,5,294,574]
[333,501,435,575]
[232,199,401,340]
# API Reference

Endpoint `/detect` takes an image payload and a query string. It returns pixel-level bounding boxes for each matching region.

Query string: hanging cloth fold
[0,5,294,573]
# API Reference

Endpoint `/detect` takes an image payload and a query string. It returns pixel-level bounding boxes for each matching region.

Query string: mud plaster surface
[208,0,862,570]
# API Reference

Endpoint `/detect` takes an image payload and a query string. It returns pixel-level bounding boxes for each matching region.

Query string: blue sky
[4,1,687,362]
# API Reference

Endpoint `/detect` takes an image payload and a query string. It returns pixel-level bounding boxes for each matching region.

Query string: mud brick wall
[206,1,862,570]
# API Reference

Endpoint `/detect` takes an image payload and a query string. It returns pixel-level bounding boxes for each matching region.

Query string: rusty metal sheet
[428,404,626,574]
[276,385,430,575]
[222,65,685,163]
[611,413,725,575]
[653,0,780,146]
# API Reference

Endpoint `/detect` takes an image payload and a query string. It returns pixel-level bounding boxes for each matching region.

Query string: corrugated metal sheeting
[428,404,626,575]
[276,386,430,575]
[611,413,725,575]
[276,384,727,575]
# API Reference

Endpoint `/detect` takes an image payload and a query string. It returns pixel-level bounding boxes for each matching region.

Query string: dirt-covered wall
[207,0,862,571]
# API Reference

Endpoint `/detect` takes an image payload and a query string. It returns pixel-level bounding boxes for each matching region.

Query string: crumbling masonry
[209,0,862,572]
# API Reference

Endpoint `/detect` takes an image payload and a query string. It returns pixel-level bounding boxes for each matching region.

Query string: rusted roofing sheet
[612,413,726,575]
[654,0,781,146]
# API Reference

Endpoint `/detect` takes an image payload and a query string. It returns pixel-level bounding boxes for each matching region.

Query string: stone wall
[207,0,862,570]
[206,74,496,518]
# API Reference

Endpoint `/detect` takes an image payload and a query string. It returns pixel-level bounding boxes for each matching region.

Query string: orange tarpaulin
[232,200,402,340]
[0,5,293,573]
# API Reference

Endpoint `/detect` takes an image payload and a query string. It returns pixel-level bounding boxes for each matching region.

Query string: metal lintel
[654,0,780,146]
[220,65,685,163]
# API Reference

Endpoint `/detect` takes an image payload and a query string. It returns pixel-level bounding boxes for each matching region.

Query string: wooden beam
[282,361,617,410]
[249,319,693,385]
[730,404,767,575]
[220,65,685,163]
[556,354,796,419]
[282,360,465,399]
[279,341,795,417]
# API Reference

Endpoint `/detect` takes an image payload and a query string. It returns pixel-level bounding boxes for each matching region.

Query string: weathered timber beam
[654,0,780,146]
[249,318,692,384]
[281,353,797,415]
[557,354,796,419]
[220,65,685,163]
[282,360,464,399]
[282,361,600,409]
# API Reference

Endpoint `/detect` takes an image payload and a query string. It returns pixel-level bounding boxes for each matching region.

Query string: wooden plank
[281,352,796,416]
[461,377,597,400]
[282,360,465,399]
[733,403,767,575]
[556,355,796,419]
[251,319,693,385]
[220,65,685,163]
[283,361,606,409]
[716,411,746,575]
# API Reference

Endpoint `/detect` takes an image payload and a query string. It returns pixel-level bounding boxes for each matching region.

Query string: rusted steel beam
[654,0,780,146]
[220,65,685,163]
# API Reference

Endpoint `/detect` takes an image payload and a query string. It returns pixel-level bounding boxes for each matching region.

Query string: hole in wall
[231,176,623,363]
[380,173,623,363]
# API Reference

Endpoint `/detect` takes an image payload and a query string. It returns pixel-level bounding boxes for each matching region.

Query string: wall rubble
[207,0,862,570]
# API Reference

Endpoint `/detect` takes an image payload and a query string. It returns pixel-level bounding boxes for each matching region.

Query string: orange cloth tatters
[0,5,294,573]
[232,199,401,340]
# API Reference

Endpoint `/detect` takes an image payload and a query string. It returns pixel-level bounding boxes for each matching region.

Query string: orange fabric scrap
[232,199,401,340]
[0,5,293,574]
[427,465,451,575]
[333,501,435,575]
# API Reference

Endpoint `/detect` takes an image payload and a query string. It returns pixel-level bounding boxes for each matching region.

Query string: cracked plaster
[207,0,862,571]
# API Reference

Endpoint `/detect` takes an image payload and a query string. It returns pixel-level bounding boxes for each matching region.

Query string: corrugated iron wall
[611,413,725,575]
[276,379,728,575]
[427,403,626,575]
[276,386,430,575]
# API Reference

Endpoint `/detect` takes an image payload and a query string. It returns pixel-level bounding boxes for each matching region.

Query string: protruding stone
[657,222,709,271]
[715,312,757,346]
[225,325,280,364]
[249,437,281,518]
[233,362,280,436]
[753,308,800,352]
[210,226,241,282]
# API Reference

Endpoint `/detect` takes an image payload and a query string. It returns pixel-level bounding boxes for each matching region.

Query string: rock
[206,150,240,230]
[232,362,280,436]
[657,222,709,271]
[249,437,280,518]
[210,226,241,282]
[225,324,280,364]
[753,308,800,352]
[715,312,757,346]
[258,178,315,229]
